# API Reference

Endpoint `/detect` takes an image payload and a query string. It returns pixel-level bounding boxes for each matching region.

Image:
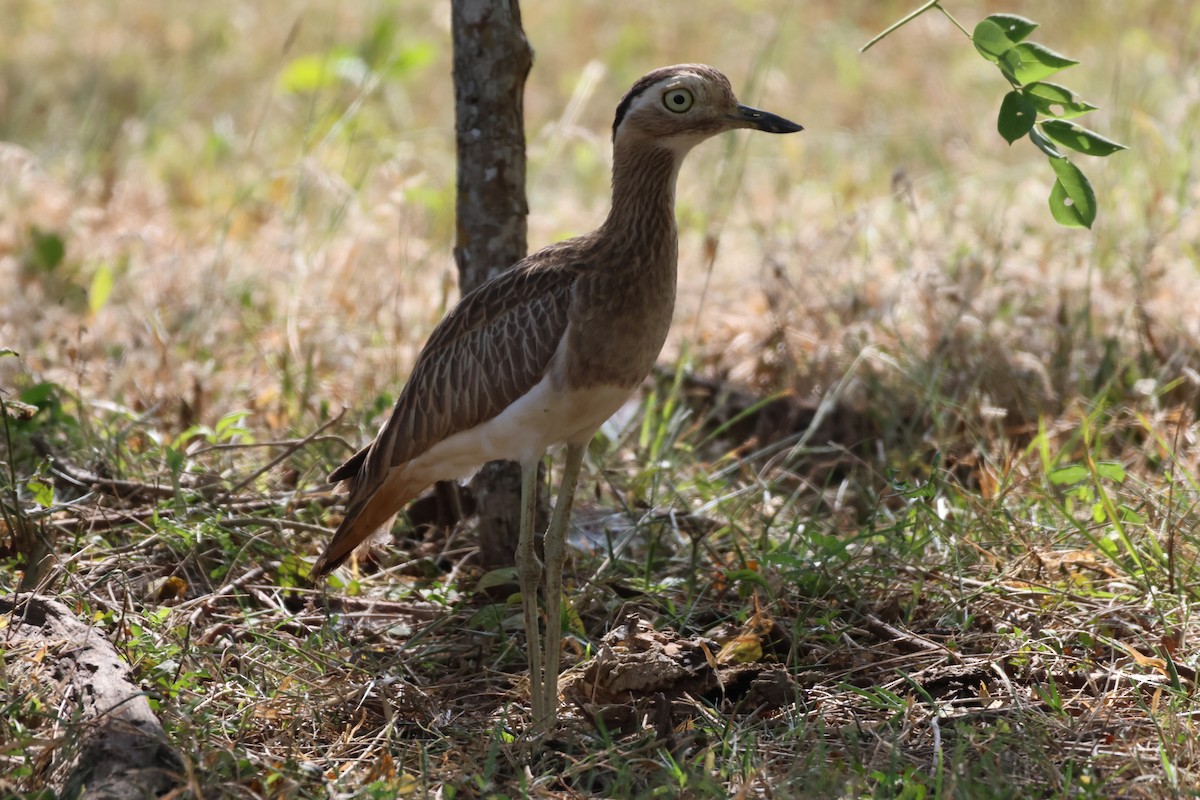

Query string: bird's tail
[312,464,420,576]
[328,444,369,483]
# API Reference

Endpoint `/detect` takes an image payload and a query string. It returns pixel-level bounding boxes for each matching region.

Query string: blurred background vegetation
[4,0,1196,438]
[3,1,1200,796]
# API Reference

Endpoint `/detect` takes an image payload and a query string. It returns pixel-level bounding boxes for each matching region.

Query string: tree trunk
[451,0,533,290]
[449,0,543,568]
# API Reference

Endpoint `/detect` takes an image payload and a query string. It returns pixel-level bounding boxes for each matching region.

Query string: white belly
[401,375,634,482]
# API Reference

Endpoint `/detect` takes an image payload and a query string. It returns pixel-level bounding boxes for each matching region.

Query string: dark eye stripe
[611,67,701,138]
[612,72,666,139]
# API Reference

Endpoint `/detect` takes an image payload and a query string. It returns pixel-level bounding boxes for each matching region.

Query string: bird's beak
[730,104,803,134]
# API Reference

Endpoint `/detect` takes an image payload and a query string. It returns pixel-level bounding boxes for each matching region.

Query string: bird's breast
[564,255,677,391]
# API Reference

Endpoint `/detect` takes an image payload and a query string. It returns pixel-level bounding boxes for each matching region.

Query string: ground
[2,1,1200,797]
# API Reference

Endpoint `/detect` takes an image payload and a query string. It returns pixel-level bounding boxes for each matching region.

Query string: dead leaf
[146,576,188,602]
[716,594,776,665]
[1115,640,1167,673]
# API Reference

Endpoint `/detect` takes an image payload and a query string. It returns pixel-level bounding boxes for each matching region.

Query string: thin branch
[37,444,181,500]
[935,3,971,38]
[862,612,965,664]
[46,491,340,534]
[189,435,349,455]
[220,516,332,536]
[860,0,941,53]
[224,408,345,496]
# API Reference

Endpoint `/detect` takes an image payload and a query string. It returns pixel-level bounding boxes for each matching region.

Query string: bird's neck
[600,140,684,248]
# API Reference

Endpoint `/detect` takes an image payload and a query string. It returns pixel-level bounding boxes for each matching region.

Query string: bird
[313,64,802,729]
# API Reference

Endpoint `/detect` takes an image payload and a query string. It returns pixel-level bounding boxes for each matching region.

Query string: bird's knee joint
[517,556,543,585]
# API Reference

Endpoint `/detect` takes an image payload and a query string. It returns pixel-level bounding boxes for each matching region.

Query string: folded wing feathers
[319,257,580,571]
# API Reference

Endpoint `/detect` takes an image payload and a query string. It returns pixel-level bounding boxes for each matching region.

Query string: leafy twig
[863,5,1127,228]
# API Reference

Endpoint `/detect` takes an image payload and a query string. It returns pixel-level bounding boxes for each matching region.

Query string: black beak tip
[735,104,804,134]
[770,119,805,134]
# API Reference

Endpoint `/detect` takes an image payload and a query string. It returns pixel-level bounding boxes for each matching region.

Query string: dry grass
[3,1,1200,797]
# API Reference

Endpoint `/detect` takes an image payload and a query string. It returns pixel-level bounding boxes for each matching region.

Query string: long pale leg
[540,442,585,727]
[516,459,545,723]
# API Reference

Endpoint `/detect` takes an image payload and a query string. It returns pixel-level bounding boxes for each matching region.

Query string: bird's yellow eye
[663,88,694,113]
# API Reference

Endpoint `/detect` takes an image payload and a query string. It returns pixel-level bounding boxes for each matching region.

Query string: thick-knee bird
[313,64,802,729]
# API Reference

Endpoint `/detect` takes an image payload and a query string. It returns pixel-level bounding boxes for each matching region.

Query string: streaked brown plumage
[314,64,801,729]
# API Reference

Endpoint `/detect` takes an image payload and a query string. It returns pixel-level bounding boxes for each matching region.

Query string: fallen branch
[1,594,182,799]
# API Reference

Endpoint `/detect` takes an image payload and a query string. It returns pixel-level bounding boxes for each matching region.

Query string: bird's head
[611,64,802,153]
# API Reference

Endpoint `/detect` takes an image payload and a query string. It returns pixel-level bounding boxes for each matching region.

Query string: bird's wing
[370,256,577,471]
[314,254,578,574]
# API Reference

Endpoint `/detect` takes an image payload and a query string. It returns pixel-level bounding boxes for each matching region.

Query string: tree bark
[451,0,532,290]
[449,0,544,568]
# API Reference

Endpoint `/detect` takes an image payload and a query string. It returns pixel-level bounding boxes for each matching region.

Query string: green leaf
[1119,504,1146,524]
[28,227,65,272]
[0,348,17,359]
[1023,82,1098,119]
[476,567,519,593]
[387,41,436,79]
[997,49,1023,83]
[20,382,61,409]
[278,54,340,93]
[27,479,55,508]
[972,19,1014,63]
[1048,464,1089,485]
[165,445,186,475]
[1029,126,1064,158]
[360,15,398,71]
[1049,174,1089,229]
[1048,157,1097,228]
[998,90,1037,144]
[725,568,770,589]
[214,410,253,443]
[88,262,114,315]
[986,14,1039,44]
[1094,462,1126,482]
[1013,42,1078,83]
[1040,120,1128,157]
[466,604,510,633]
[277,49,364,93]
